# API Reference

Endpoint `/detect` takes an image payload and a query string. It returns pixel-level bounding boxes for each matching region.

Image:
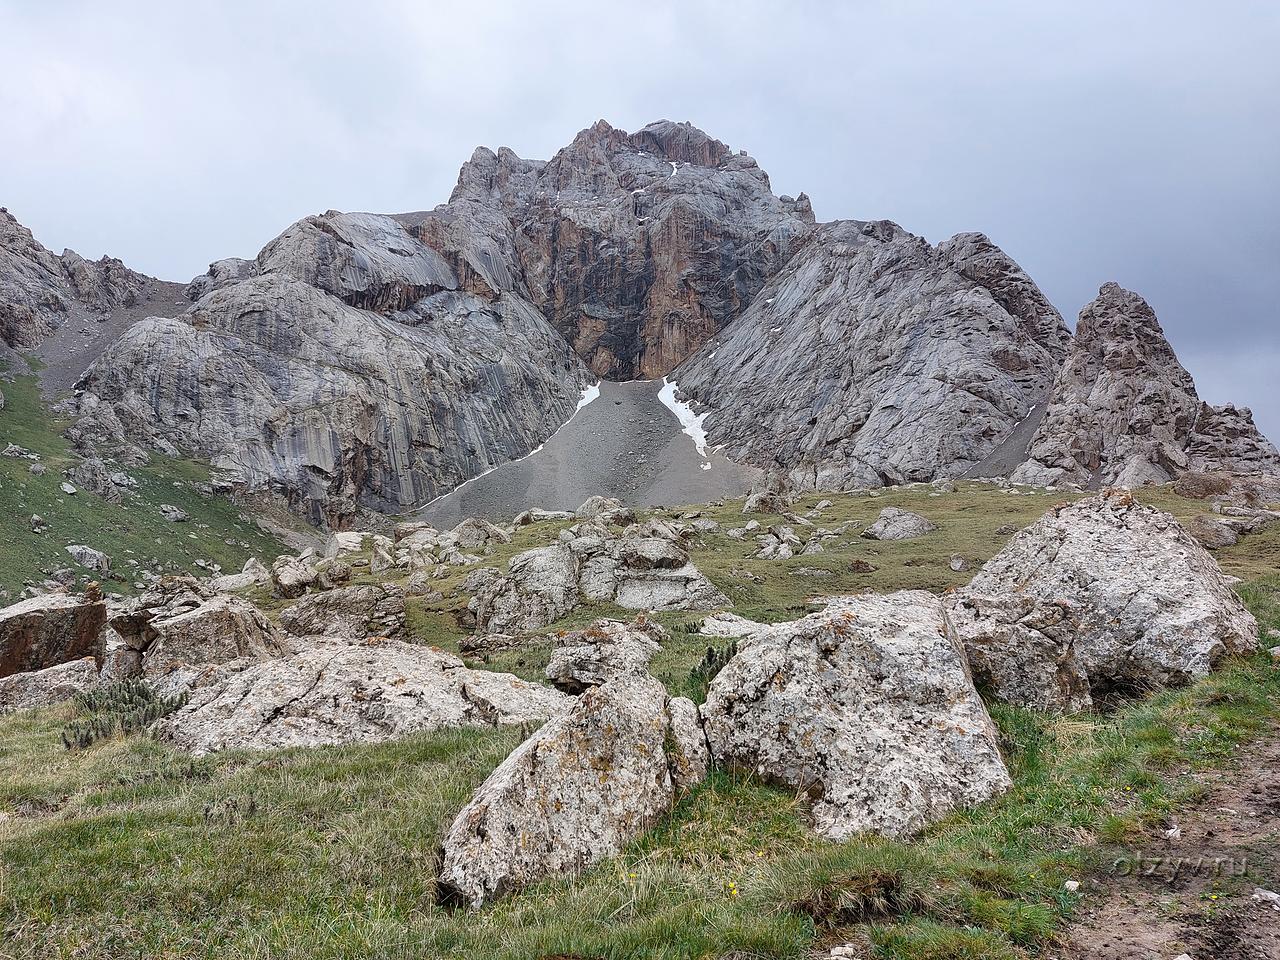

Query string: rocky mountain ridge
[0,207,153,350]
[3,119,1275,532]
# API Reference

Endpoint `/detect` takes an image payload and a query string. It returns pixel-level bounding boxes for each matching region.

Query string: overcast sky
[3,1,1277,437]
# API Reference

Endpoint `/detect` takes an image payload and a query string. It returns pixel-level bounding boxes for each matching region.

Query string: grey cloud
[2,0,1276,435]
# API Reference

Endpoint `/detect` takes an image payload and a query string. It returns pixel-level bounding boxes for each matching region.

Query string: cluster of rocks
[1173,471,1280,550]
[438,615,709,906]
[467,499,728,638]
[1,485,1264,912]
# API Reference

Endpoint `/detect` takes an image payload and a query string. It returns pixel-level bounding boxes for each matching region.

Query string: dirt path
[1061,731,1280,960]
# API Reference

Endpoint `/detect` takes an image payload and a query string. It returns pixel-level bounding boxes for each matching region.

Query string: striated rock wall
[75,275,590,526]
[674,223,1072,489]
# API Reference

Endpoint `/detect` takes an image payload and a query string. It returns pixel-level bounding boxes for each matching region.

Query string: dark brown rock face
[414,119,815,379]
[0,208,149,348]
[0,592,107,678]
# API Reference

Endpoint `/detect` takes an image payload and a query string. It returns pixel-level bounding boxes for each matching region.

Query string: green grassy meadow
[2,481,1279,958]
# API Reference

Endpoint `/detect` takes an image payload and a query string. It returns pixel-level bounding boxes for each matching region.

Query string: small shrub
[60,678,188,750]
[688,640,738,695]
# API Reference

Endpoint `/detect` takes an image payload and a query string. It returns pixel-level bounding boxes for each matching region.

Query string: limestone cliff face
[674,222,1072,488]
[0,208,150,348]
[1010,283,1280,487]
[76,275,590,526]
[410,120,815,379]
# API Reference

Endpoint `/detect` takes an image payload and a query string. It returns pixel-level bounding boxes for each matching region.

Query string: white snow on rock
[658,378,709,457]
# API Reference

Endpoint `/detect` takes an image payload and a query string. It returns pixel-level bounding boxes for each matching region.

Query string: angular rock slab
[701,591,1011,840]
[155,637,569,755]
[279,583,407,642]
[544,616,664,693]
[948,593,1091,714]
[438,674,700,907]
[962,490,1257,705]
[0,592,106,678]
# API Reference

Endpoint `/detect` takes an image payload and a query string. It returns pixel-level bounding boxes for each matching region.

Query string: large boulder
[956,491,1258,709]
[279,583,406,642]
[0,657,100,713]
[701,591,1011,840]
[155,637,569,754]
[861,507,937,541]
[544,617,664,693]
[469,544,581,636]
[948,593,1091,714]
[0,591,106,678]
[271,555,317,599]
[438,673,702,907]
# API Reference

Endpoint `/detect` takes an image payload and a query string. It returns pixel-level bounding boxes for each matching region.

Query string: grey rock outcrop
[956,491,1258,709]
[155,637,569,754]
[701,591,1011,840]
[437,673,700,907]
[861,507,937,541]
[948,593,1091,714]
[107,577,285,691]
[427,120,815,379]
[676,226,1071,490]
[1011,284,1280,487]
[0,591,106,678]
[73,273,590,526]
[278,583,406,642]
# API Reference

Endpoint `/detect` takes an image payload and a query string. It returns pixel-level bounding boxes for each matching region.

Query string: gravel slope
[417,380,758,526]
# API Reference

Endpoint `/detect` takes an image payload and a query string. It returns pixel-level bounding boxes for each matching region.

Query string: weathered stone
[437,673,687,906]
[471,531,728,636]
[73,271,590,527]
[544,617,663,693]
[666,695,710,793]
[1188,515,1240,550]
[0,592,106,678]
[279,583,406,642]
[948,593,1091,713]
[65,544,110,572]
[159,503,189,523]
[0,657,100,713]
[271,555,316,599]
[448,517,511,551]
[469,544,580,635]
[861,507,937,541]
[961,491,1257,706]
[701,592,1011,840]
[155,637,569,754]
[678,226,1071,490]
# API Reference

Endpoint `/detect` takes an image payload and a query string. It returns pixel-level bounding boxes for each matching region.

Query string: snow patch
[576,381,601,412]
[700,462,712,471]
[658,378,709,458]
